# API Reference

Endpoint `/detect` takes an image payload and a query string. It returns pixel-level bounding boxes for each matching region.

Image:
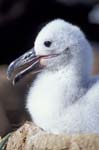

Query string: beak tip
[12,80,15,86]
[13,74,21,85]
[7,48,39,84]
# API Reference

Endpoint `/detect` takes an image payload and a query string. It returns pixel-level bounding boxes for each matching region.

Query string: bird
[7,19,99,134]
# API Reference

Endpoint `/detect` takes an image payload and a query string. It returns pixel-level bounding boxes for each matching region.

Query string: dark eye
[44,41,52,47]
[66,47,69,51]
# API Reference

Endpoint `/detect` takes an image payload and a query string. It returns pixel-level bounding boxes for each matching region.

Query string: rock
[6,122,99,150]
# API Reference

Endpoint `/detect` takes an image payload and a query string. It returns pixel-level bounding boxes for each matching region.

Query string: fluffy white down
[26,19,99,134]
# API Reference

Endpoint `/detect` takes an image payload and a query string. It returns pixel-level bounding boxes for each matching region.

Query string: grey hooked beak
[7,48,42,85]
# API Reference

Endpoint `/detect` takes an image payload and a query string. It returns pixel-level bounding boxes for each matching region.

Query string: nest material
[6,121,99,150]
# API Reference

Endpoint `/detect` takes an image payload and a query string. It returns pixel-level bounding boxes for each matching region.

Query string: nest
[2,121,99,150]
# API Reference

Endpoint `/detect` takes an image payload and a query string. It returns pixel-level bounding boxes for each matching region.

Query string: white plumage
[8,19,99,134]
